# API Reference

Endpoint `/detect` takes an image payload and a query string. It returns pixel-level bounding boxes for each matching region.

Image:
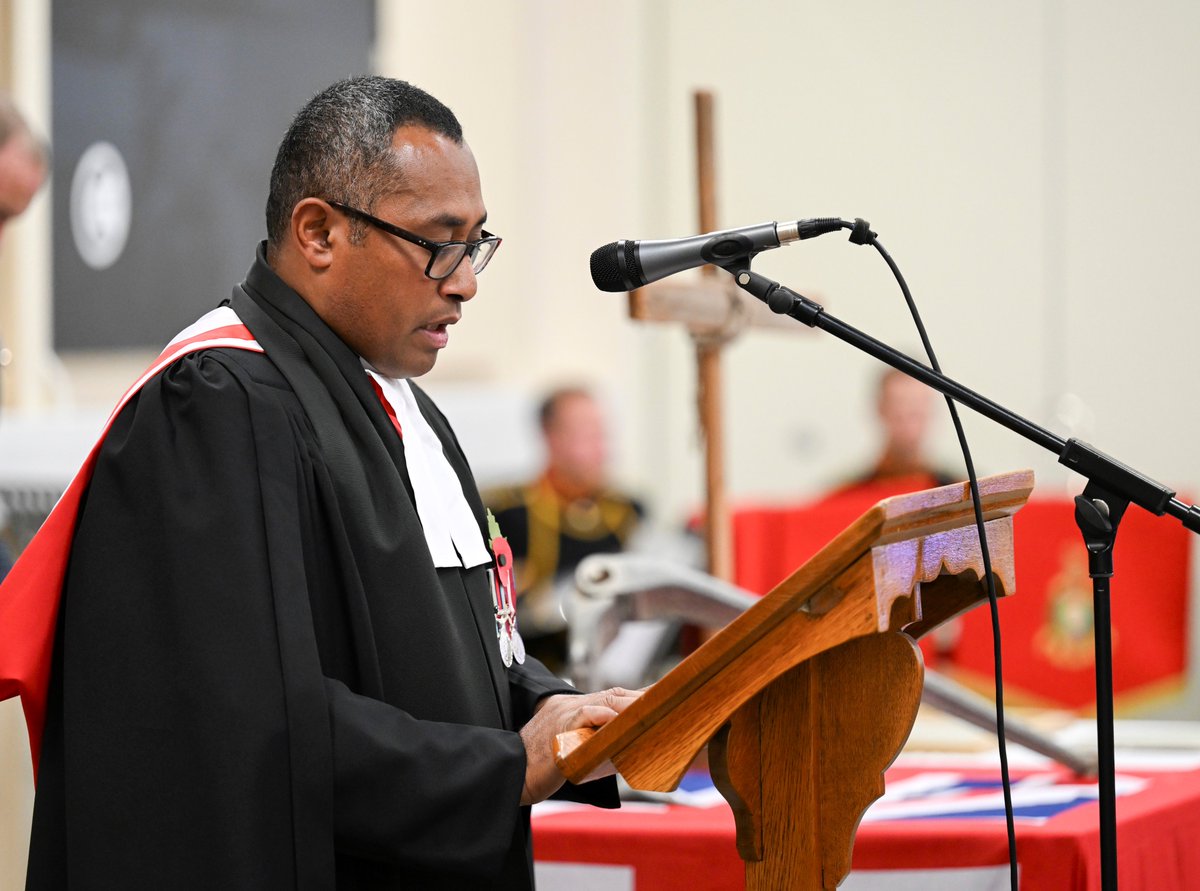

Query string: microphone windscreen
[589,242,628,292]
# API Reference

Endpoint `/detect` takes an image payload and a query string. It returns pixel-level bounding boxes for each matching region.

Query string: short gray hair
[265,76,462,248]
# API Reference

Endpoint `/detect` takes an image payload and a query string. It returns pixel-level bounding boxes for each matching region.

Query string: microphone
[589,218,845,292]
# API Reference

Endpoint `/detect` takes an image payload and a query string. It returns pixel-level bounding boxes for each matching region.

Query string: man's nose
[440,255,478,302]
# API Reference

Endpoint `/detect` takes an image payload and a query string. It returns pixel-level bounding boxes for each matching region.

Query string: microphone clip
[720,260,824,328]
[847,217,877,246]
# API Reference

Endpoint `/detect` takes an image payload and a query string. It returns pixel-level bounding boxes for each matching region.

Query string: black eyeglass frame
[326,200,501,280]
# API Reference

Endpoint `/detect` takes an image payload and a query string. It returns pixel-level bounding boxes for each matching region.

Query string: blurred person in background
[0,93,47,244]
[0,93,47,581]
[833,366,957,496]
[487,387,643,674]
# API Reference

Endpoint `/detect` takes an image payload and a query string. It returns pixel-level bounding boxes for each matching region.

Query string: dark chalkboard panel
[52,0,374,349]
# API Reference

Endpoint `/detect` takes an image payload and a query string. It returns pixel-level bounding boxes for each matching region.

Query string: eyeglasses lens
[428,244,468,280]
[428,238,499,280]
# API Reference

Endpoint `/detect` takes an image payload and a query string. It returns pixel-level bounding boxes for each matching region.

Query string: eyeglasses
[327,200,502,280]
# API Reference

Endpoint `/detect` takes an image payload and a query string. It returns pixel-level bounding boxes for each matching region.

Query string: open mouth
[420,323,451,347]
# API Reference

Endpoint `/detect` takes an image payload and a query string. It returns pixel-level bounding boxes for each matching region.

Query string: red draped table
[537,483,1196,887]
[533,751,1200,890]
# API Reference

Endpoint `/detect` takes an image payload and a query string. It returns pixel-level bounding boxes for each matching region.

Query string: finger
[571,704,619,729]
[598,689,642,710]
[602,686,647,701]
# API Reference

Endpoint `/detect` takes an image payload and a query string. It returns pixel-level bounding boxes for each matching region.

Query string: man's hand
[518,687,641,805]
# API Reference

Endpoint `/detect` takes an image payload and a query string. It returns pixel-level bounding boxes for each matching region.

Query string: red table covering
[533,755,1200,890]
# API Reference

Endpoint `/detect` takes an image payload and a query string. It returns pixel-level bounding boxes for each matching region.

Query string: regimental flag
[732,485,1190,712]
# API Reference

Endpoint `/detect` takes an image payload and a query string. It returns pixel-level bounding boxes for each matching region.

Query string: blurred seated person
[486,387,643,673]
[0,93,48,581]
[0,91,47,242]
[832,367,957,497]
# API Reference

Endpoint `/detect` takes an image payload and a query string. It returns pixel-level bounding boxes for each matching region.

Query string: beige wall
[375,0,680,509]
[381,0,1200,519]
[5,1,1200,883]
[14,0,1199,523]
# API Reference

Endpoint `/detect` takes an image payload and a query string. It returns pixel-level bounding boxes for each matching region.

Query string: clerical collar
[362,365,491,570]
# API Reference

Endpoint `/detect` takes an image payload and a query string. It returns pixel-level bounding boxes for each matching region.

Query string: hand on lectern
[519,686,641,805]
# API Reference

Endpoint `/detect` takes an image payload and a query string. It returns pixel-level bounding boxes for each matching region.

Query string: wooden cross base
[555,470,1033,889]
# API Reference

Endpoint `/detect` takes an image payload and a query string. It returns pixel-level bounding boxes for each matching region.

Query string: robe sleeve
[323,677,527,869]
[30,351,533,887]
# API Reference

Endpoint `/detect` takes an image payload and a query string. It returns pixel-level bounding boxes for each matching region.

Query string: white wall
[9,0,1194,526]
[375,0,677,502]
[379,0,1200,526]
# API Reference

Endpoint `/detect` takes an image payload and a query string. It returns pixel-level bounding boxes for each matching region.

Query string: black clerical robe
[25,246,615,890]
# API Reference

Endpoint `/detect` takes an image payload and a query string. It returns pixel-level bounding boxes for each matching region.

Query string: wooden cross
[629,91,807,581]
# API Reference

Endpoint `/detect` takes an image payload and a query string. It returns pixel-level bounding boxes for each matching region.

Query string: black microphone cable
[836,217,1019,890]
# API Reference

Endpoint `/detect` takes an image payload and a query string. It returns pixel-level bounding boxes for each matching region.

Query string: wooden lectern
[555,470,1034,889]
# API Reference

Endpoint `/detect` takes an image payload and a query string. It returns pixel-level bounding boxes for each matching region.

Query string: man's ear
[289,198,338,270]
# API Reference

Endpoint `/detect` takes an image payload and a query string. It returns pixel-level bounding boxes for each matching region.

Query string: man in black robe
[25,76,633,890]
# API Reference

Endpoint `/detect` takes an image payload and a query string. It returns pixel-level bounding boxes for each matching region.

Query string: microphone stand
[721,260,1200,891]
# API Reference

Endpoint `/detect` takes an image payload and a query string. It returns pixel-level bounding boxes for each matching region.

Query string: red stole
[0,309,262,776]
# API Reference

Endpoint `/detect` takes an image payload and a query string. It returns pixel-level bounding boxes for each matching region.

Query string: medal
[486,510,524,667]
